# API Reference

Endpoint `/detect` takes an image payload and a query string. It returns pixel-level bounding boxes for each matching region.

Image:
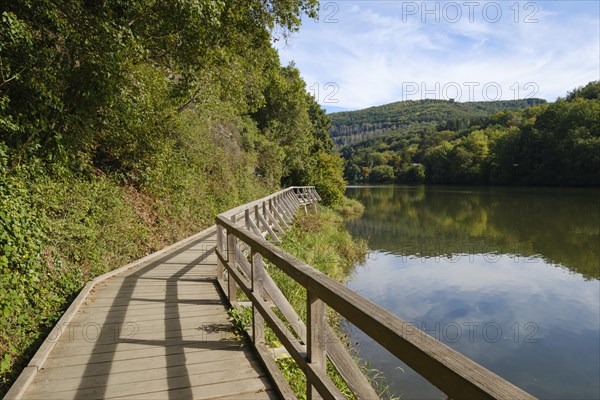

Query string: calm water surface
[344,185,600,399]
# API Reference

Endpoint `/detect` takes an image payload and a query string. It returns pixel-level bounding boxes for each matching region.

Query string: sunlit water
[343,185,600,399]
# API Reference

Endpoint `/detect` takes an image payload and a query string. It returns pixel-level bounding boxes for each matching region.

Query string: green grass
[331,197,365,219]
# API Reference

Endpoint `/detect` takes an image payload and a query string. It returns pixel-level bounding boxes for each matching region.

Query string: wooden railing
[215,187,536,400]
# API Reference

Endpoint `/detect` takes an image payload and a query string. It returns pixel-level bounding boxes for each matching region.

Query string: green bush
[0,170,81,390]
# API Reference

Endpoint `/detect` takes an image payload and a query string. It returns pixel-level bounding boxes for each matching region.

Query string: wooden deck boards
[19,228,277,400]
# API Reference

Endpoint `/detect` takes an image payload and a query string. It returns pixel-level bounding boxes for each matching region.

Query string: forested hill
[330,98,546,146]
[339,81,600,186]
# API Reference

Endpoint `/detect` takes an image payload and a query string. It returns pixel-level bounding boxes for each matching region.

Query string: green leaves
[0,177,45,274]
[0,354,11,374]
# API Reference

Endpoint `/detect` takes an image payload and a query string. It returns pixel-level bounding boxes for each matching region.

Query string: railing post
[307,290,326,400]
[217,225,224,280]
[227,216,237,303]
[252,250,265,345]
[311,188,318,213]
[255,205,260,230]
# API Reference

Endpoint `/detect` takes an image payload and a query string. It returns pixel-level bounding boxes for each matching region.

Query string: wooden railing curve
[215,187,536,400]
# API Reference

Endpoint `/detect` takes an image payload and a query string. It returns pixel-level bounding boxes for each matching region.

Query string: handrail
[215,187,536,400]
[220,186,319,221]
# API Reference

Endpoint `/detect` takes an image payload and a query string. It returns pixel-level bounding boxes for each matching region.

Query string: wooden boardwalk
[11,227,277,400]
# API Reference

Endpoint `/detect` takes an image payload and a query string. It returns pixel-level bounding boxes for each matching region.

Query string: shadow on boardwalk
[19,228,277,399]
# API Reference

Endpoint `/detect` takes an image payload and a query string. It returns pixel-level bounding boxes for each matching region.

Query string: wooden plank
[283,193,298,214]
[109,304,226,316]
[107,376,274,400]
[47,335,237,361]
[272,198,290,224]
[257,209,280,243]
[217,225,225,281]
[220,251,305,360]
[245,209,264,238]
[231,244,307,343]
[218,187,294,219]
[307,292,326,400]
[271,202,291,230]
[277,196,295,222]
[212,388,279,400]
[48,334,242,357]
[79,297,222,308]
[84,288,220,300]
[35,342,254,380]
[264,205,286,236]
[27,366,270,400]
[255,343,298,400]
[288,190,301,208]
[252,251,265,345]
[72,306,228,325]
[42,323,235,358]
[227,228,237,303]
[28,354,263,392]
[247,212,265,239]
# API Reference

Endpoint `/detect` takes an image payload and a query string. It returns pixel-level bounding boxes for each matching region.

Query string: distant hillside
[330,98,546,146]
[336,81,599,187]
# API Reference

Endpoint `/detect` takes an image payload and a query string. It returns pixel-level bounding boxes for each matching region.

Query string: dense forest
[331,98,547,146]
[0,0,346,392]
[339,82,600,186]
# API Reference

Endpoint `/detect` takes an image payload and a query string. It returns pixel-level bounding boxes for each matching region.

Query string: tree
[566,81,600,101]
[369,165,395,183]
[313,152,346,205]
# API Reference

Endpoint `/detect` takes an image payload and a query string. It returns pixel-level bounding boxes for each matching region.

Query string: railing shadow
[73,229,247,399]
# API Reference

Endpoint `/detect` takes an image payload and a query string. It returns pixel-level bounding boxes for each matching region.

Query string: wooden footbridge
[6,187,535,400]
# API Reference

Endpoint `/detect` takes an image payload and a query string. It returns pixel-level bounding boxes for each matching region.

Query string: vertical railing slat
[227,215,237,303]
[252,251,265,345]
[307,291,326,400]
[216,225,224,281]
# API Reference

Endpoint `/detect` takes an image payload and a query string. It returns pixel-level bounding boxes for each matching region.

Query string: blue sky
[275,0,600,112]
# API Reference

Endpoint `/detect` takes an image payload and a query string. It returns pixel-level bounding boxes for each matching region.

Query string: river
[343,185,600,399]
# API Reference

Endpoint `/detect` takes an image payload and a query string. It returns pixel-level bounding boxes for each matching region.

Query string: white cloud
[276,1,600,110]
